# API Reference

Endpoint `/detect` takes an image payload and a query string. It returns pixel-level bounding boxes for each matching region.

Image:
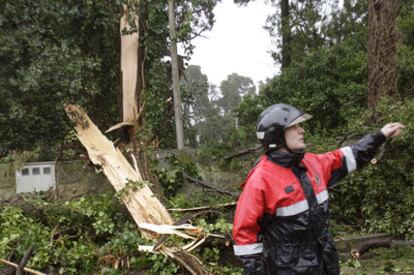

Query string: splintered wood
[65,104,209,275]
[64,104,173,230]
[120,4,139,124]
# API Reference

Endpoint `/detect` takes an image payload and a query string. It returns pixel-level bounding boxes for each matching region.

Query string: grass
[340,246,414,274]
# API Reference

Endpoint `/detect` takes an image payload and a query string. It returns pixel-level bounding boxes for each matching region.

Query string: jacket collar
[266,149,304,168]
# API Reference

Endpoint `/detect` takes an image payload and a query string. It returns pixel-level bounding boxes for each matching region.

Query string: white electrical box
[15,162,56,193]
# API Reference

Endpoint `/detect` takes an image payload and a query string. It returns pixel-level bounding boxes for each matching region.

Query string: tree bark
[281,0,291,70]
[118,4,164,196]
[367,0,400,107]
[168,0,185,150]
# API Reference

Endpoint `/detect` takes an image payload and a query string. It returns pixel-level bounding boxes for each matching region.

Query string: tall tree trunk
[117,4,164,197]
[168,0,185,150]
[367,0,400,107]
[281,0,291,70]
[120,4,139,129]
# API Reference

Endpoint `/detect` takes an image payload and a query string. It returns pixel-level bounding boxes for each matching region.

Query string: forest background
[1,0,414,273]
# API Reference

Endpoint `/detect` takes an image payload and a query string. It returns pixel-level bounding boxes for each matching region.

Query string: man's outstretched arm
[317,123,405,187]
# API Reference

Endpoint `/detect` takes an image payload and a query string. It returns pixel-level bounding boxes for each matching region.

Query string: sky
[188,1,279,88]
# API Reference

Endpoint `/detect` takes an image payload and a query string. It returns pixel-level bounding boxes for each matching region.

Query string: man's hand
[381,123,405,138]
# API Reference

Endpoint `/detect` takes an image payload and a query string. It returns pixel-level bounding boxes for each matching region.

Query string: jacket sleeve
[232,178,266,275]
[317,132,386,187]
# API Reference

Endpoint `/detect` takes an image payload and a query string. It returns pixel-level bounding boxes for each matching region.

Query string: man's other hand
[381,122,405,138]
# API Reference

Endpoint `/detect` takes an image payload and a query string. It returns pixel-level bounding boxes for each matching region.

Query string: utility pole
[168,0,185,149]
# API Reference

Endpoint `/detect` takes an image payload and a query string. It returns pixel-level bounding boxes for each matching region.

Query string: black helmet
[256,103,312,150]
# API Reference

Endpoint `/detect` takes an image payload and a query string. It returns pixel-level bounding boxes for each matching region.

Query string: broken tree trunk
[64,104,209,274]
[120,4,140,126]
[65,104,173,230]
[116,3,158,190]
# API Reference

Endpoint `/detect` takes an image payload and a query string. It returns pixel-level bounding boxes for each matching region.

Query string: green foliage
[324,98,414,238]
[148,254,179,275]
[156,152,200,198]
[258,41,367,133]
[0,193,195,273]
[0,194,117,272]
[181,65,216,146]
[340,246,414,273]
[181,68,257,149]
[0,0,219,155]
[219,73,256,116]
[0,0,120,157]
[141,0,218,149]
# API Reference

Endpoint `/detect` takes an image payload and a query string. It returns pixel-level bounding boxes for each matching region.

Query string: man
[232,103,404,274]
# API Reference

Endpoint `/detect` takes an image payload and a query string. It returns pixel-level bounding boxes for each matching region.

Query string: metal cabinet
[16,162,56,193]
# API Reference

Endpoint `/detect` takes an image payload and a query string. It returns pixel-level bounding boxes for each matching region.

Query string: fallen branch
[183,174,240,197]
[351,236,393,259]
[0,259,46,275]
[168,202,237,212]
[137,246,208,275]
[139,223,203,240]
[152,209,223,251]
[16,246,33,275]
[223,145,261,160]
[335,233,390,253]
[162,248,208,275]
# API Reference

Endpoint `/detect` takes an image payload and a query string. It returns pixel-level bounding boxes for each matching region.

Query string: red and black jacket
[232,132,386,274]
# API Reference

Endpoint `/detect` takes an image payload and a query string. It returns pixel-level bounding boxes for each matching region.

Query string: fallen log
[334,233,391,253]
[184,174,240,197]
[335,233,414,259]
[350,236,393,259]
[351,237,414,259]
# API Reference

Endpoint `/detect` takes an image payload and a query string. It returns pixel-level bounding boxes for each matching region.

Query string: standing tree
[235,0,327,69]
[126,0,217,149]
[367,0,400,107]
[219,73,256,116]
[281,0,291,69]
[168,0,185,149]
[181,65,211,146]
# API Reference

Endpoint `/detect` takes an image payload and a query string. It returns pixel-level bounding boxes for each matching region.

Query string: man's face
[284,124,306,151]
